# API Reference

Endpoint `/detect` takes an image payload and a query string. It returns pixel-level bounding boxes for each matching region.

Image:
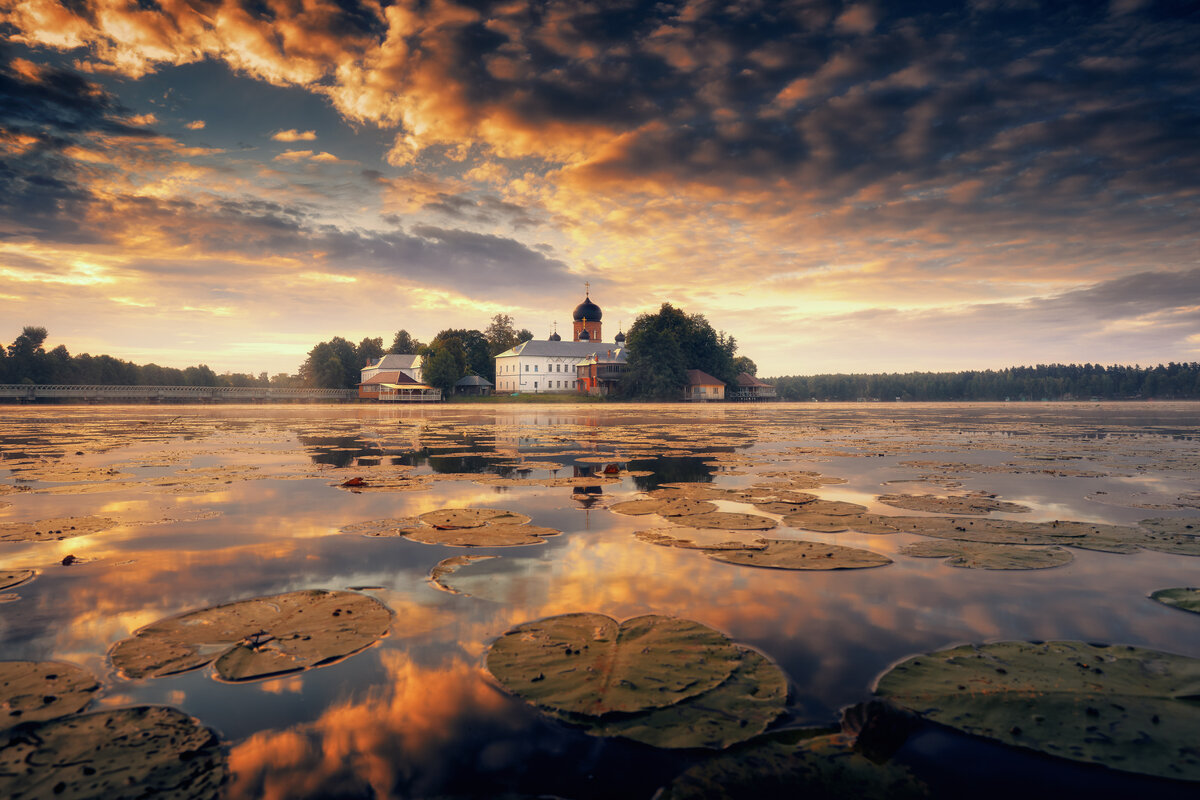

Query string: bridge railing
[0,385,360,401]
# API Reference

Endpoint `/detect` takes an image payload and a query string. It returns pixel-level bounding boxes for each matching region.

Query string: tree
[430,328,491,381]
[732,356,757,377]
[621,303,737,399]
[390,329,423,354]
[421,346,461,397]
[485,314,525,356]
[357,336,385,365]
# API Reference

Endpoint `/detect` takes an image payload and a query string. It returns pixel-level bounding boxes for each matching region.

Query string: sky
[1,0,1197,378]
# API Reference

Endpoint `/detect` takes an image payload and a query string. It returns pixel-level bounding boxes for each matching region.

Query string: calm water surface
[1,403,1198,798]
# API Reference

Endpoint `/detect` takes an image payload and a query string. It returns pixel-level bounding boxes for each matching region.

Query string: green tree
[421,347,461,397]
[732,356,757,377]
[357,336,385,366]
[621,303,736,399]
[390,329,423,354]
[430,328,491,381]
[485,314,525,356]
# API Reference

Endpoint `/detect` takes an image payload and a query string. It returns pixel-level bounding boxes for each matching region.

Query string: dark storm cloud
[0,55,154,242]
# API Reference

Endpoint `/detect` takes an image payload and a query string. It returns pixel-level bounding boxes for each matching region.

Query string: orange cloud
[272,129,317,142]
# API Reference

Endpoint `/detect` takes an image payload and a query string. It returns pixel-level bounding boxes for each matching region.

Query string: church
[493,290,626,394]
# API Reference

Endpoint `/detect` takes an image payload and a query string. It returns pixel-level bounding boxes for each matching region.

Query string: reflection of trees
[630,457,715,491]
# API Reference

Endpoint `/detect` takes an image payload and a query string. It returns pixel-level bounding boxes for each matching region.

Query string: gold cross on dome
[585,281,590,295]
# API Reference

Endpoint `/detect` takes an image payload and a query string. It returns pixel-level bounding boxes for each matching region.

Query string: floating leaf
[1136,518,1200,555]
[609,498,718,517]
[0,705,226,800]
[0,516,117,543]
[0,571,34,592]
[899,540,1074,570]
[486,613,743,716]
[1150,587,1200,615]
[708,540,892,570]
[782,512,900,534]
[339,517,421,537]
[110,589,391,682]
[874,640,1200,781]
[657,732,927,799]
[877,493,1031,515]
[429,555,499,594]
[550,647,787,749]
[418,508,532,529]
[635,529,769,551]
[669,512,777,530]
[0,661,98,728]
[402,523,562,547]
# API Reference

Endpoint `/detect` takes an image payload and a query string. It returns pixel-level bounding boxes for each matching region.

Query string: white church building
[493,291,625,394]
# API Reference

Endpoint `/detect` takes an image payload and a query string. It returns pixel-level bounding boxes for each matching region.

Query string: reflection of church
[494,289,626,394]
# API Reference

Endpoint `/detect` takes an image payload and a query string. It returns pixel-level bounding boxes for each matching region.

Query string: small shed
[454,375,494,396]
[684,369,725,401]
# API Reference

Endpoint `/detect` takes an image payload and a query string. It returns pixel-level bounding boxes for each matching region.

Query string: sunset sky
[2,0,1197,377]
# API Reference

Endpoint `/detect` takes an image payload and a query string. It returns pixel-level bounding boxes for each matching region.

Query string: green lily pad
[486,613,743,716]
[657,732,927,799]
[635,529,769,551]
[708,540,892,570]
[610,498,718,517]
[110,589,392,682]
[419,508,532,529]
[1,661,98,728]
[898,541,1074,570]
[0,706,226,799]
[549,647,787,749]
[874,640,1200,781]
[0,571,35,592]
[1150,587,1200,615]
[402,523,562,547]
[1136,518,1200,555]
[339,517,421,537]
[782,512,901,534]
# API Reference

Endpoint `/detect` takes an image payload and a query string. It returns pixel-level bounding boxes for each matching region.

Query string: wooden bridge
[0,384,360,403]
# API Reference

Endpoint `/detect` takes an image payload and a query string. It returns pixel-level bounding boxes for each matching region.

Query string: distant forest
[4,326,1199,401]
[767,363,1200,401]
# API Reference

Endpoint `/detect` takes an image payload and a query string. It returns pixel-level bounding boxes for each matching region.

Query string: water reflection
[0,403,1198,797]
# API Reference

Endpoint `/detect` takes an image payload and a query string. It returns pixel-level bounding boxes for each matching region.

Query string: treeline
[767,363,1200,401]
[299,316,532,394]
[0,327,293,387]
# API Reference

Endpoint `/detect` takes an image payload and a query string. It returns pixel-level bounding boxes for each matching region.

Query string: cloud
[272,129,317,142]
[184,120,205,129]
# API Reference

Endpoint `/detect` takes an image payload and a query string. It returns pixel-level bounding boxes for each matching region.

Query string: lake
[1,402,1198,798]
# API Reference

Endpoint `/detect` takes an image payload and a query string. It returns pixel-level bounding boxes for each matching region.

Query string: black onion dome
[578,328,591,340]
[614,330,626,343]
[549,330,561,341]
[572,295,602,321]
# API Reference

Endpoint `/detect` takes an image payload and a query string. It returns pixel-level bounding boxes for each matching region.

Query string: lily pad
[1150,587,1200,615]
[874,640,1200,781]
[669,512,778,531]
[708,540,892,570]
[0,571,35,591]
[339,517,421,537]
[877,493,1031,515]
[1,661,98,727]
[549,647,787,749]
[429,555,499,594]
[418,508,532,529]
[657,732,927,799]
[609,498,718,517]
[899,540,1073,569]
[402,523,562,547]
[0,705,226,800]
[109,589,392,682]
[634,529,769,551]
[782,512,900,534]
[1136,518,1200,555]
[0,516,118,543]
[486,613,743,716]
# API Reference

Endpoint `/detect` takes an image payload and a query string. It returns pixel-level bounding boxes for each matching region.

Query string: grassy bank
[447,393,610,404]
